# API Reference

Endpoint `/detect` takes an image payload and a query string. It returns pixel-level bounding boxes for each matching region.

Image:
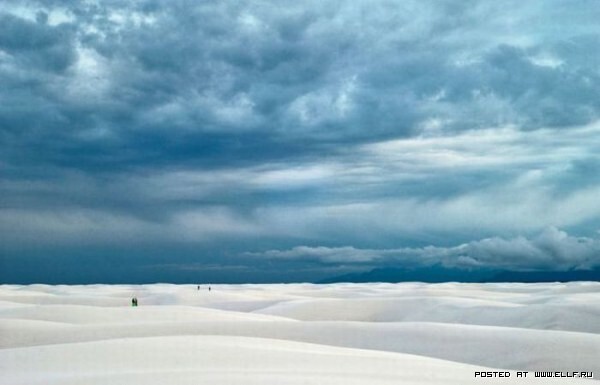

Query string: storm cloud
[1,0,599,282]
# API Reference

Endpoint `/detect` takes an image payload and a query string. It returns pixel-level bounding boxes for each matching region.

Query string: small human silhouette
[197,285,200,291]
[208,286,211,292]
[131,297,138,307]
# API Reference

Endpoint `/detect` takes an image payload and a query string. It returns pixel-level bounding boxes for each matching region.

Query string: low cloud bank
[249,227,600,272]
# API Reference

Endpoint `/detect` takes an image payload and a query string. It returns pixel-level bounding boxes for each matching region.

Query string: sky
[1,0,600,283]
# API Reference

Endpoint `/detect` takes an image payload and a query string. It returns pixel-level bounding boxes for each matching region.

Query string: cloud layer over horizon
[249,227,600,272]
[1,0,599,282]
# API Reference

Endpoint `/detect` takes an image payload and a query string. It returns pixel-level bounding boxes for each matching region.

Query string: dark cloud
[1,0,599,282]
[2,0,598,172]
[0,12,76,72]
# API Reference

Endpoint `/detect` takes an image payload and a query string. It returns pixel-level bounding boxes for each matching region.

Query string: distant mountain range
[319,265,600,283]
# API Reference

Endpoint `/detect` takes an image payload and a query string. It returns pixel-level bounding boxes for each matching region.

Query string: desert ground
[0,282,598,384]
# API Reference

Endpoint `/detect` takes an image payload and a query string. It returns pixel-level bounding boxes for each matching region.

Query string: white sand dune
[1,283,598,384]
[4,335,580,385]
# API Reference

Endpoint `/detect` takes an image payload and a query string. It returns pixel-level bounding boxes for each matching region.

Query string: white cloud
[66,45,112,101]
[252,181,600,240]
[248,227,600,271]
[364,121,600,173]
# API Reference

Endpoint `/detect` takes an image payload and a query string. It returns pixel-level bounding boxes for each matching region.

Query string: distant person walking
[208,286,211,292]
[131,297,138,307]
[197,285,200,291]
